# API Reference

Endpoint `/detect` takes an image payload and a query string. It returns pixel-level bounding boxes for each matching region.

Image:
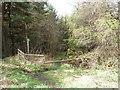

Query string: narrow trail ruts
[27,71,59,88]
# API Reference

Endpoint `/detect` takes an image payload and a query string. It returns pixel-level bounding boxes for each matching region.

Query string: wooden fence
[17,49,45,65]
[17,49,81,66]
[17,49,26,61]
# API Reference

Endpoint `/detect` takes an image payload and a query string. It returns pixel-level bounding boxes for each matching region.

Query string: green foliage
[53,51,66,60]
[67,38,76,49]
[1,55,118,88]
[2,1,118,88]
[3,2,70,56]
[66,48,76,59]
[4,56,21,65]
[59,64,71,70]
[68,1,118,49]
[3,2,33,57]
[2,1,118,69]
[5,68,49,88]
[25,64,40,71]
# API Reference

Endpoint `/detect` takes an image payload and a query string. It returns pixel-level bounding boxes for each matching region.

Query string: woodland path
[62,70,118,88]
[26,68,118,88]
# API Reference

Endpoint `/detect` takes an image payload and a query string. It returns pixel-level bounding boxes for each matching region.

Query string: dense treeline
[67,1,119,68]
[1,1,119,88]
[2,2,69,58]
[2,1,119,68]
[0,3,1,59]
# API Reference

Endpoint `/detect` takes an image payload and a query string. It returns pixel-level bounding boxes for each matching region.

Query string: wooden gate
[17,49,82,67]
[17,49,45,65]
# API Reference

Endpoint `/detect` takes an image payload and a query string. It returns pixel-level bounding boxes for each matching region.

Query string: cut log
[44,59,72,64]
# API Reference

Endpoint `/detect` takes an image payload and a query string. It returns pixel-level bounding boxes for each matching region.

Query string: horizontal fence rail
[17,49,80,67]
[17,49,46,65]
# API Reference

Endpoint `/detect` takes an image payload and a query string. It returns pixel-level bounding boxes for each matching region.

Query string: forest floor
[58,69,118,88]
[0,56,118,88]
[38,65,118,88]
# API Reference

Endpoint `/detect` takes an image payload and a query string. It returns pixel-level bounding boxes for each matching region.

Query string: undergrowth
[1,55,118,88]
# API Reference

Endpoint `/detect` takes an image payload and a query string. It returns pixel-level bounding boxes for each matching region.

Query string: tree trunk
[10,33,15,55]
[0,14,2,58]
[8,3,15,55]
[24,23,30,54]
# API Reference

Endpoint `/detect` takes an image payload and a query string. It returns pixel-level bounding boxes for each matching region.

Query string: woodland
[0,1,119,88]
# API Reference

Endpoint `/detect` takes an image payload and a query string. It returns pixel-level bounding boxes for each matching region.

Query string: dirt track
[62,70,118,88]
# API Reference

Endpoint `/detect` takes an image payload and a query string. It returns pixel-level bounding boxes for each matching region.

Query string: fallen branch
[25,54,44,57]
[21,68,32,73]
[44,59,72,64]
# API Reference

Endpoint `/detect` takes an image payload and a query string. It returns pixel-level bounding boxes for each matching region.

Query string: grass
[1,57,50,88]
[49,64,118,88]
[53,51,67,60]
[1,56,118,88]
[3,67,49,88]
